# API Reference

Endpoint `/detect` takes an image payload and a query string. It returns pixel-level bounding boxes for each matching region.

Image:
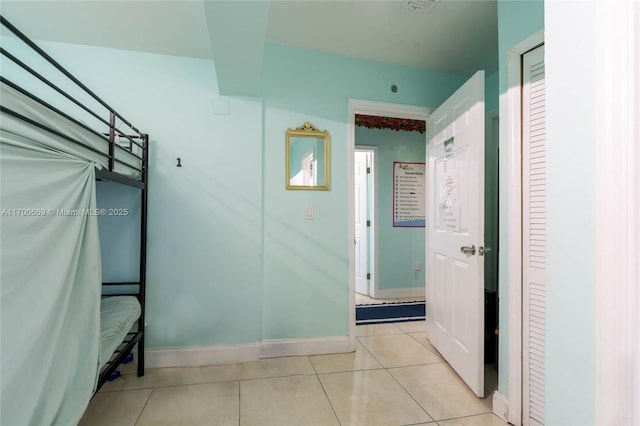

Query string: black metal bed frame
[1,15,148,391]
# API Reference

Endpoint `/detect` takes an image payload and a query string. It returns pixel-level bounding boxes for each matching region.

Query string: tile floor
[80,320,506,426]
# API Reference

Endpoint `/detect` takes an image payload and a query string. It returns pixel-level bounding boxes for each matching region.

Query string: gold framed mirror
[285,122,330,190]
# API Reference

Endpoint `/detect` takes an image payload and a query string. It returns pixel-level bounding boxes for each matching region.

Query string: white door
[426,70,485,396]
[522,45,546,426]
[355,150,370,296]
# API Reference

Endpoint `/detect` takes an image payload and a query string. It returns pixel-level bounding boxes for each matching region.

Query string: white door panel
[426,70,485,396]
[523,45,546,426]
[355,150,370,296]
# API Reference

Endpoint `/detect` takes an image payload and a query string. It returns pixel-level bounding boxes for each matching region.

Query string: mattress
[99,296,141,369]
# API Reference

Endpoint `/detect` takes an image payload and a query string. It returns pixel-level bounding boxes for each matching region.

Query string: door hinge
[366,167,371,174]
[366,220,371,227]
[366,273,371,280]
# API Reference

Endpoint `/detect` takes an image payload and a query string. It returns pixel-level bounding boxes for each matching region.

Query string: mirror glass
[286,122,330,190]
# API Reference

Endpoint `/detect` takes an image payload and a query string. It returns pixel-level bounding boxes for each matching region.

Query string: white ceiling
[1,0,497,77]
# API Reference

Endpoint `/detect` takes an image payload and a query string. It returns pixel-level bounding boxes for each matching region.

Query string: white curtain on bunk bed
[1,83,107,426]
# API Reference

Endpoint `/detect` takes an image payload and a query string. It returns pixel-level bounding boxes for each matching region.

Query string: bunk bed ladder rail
[138,133,149,377]
[108,112,115,171]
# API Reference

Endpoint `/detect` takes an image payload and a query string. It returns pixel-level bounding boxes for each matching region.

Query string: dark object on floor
[484,290,498,365]
[356,301,425,325]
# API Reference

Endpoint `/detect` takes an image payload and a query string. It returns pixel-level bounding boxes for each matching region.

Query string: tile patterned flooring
[80,320,506,426]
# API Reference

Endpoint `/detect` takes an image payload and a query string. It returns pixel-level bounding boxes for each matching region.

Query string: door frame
[593,1,640,424]
[505,29,544,426]
[354,146,378,298]
[347,99,432,349]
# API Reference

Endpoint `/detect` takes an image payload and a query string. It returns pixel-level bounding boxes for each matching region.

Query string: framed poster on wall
[393,162,426,227]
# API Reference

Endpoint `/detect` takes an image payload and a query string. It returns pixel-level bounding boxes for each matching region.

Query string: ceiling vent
[402,0,439,14]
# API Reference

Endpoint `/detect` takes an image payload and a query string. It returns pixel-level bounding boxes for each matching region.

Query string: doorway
[347,100,431,346]
[354,129,428,303]
[353,128,428,326]
[349,92,499,399]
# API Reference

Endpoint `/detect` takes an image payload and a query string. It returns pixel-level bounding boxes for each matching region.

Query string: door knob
[479,246,492,256]
[460,245,476,255]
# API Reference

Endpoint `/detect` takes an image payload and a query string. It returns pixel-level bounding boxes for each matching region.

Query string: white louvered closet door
[523,45,546,426]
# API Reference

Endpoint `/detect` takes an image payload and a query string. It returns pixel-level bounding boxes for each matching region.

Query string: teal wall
[95,182,141,283]
[28,41,265,348]
[15,39,467,347]
[355,127,425,291]
[496,0,544,395]
[485,71,499,113]
[261,43,467,340]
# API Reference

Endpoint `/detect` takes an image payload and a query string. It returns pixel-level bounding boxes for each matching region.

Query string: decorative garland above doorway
[355,114,426,134]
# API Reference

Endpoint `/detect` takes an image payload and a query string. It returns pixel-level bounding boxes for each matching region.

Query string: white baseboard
[373,287,425,299]
[145,336,351,368]
[260,336,350,358]
[146,342,262,368]
[492,391,510,423]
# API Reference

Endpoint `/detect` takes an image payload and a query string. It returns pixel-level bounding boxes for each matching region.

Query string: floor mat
[356,301,425,324]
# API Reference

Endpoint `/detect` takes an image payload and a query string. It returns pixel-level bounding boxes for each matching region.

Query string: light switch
[304,204,314,220]
[414,262,423,271]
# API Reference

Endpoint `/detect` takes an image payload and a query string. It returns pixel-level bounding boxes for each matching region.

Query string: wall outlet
[414,262,423,271]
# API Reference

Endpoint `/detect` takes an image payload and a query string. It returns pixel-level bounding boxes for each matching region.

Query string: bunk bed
[0,15,148,425]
